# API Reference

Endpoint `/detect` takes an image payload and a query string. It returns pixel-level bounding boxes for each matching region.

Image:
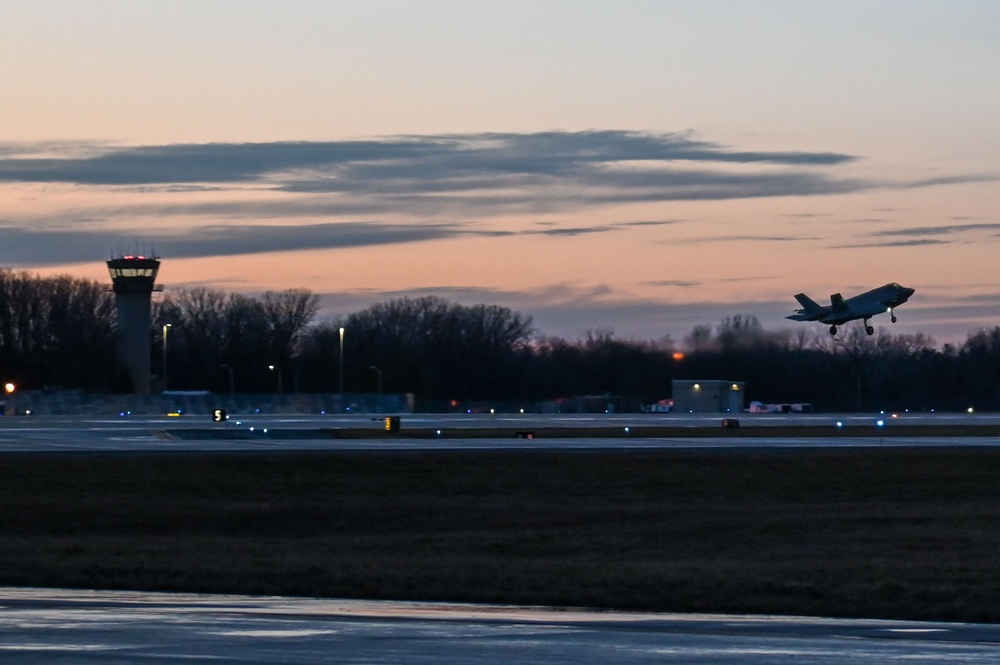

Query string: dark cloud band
[0,130,990,267]
[0,222,475,265]
[0,131,856,186]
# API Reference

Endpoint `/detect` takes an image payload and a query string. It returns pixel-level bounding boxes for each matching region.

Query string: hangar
[672,380,744,413]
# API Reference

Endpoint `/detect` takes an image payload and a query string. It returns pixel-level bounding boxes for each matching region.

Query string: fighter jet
[787,283,915,336]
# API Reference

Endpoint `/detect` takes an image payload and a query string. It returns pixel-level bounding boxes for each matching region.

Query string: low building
[672,380,744,413]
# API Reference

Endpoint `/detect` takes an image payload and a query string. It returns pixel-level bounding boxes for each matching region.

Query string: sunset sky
[2,1,998,345]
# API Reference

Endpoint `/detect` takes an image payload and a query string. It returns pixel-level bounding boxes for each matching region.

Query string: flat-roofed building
[672,380,744,413]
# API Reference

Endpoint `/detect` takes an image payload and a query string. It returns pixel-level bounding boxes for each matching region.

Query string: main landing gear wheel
[891,315,898,323]
[829,325,838,335]
[865,325,875,336]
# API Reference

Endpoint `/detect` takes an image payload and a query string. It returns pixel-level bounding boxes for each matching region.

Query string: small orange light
[672,352,685,361]
[3,383,14,394]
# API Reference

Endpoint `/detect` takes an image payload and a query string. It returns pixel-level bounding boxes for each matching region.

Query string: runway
[1,412,1000,452]
[3,588,1000,664]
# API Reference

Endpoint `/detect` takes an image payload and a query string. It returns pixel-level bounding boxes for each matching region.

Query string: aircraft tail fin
[788,293,825,321]
[794,293,823,312]
[830,293,848,313]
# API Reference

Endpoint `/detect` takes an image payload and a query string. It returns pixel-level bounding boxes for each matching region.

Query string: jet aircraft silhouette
[787,283,915,336]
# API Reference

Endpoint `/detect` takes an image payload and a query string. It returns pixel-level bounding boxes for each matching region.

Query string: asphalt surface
[2,412,1000,452]
[3,588,1000,664]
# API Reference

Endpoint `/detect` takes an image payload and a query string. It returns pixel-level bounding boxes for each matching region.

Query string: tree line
[2,268,999,411]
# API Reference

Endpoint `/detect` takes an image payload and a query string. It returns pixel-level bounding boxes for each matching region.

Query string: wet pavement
[2,588,1000,664]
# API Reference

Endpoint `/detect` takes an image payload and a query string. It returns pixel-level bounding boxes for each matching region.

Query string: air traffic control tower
[107,253,162,394]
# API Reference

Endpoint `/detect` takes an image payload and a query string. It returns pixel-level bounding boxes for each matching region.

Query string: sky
[1,1,998,346]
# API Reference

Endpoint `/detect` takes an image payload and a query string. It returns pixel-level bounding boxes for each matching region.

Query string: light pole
[268,364,282,394]
[369,365,382,395]
[162,323,172,392]
[221,364,235,395]
[338,327,345,396]
[2,382,13,417]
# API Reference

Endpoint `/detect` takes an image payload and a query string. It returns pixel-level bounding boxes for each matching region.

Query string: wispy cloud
[525,226,616,237]
[872,223,1000,237]
[520,219,683,237]
[641,275,776,289]
[0,131,857,187]
[0,216,692,265]
[832,222,1000,249]
[669,234,819,244]
[0,130,872,222]
[835,238,951,249]
[617,219,685,227]
[0,130,991,267]
[0,221,489,265]
[645,280,702,288]
[0,130,885,227]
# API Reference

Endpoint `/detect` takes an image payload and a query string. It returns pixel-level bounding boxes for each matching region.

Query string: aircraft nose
[904,287,915,297]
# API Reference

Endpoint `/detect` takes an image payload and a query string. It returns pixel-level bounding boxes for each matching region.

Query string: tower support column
[107,254,162,394]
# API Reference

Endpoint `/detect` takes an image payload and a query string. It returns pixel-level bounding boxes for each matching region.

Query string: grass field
[2,447,1000,622]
